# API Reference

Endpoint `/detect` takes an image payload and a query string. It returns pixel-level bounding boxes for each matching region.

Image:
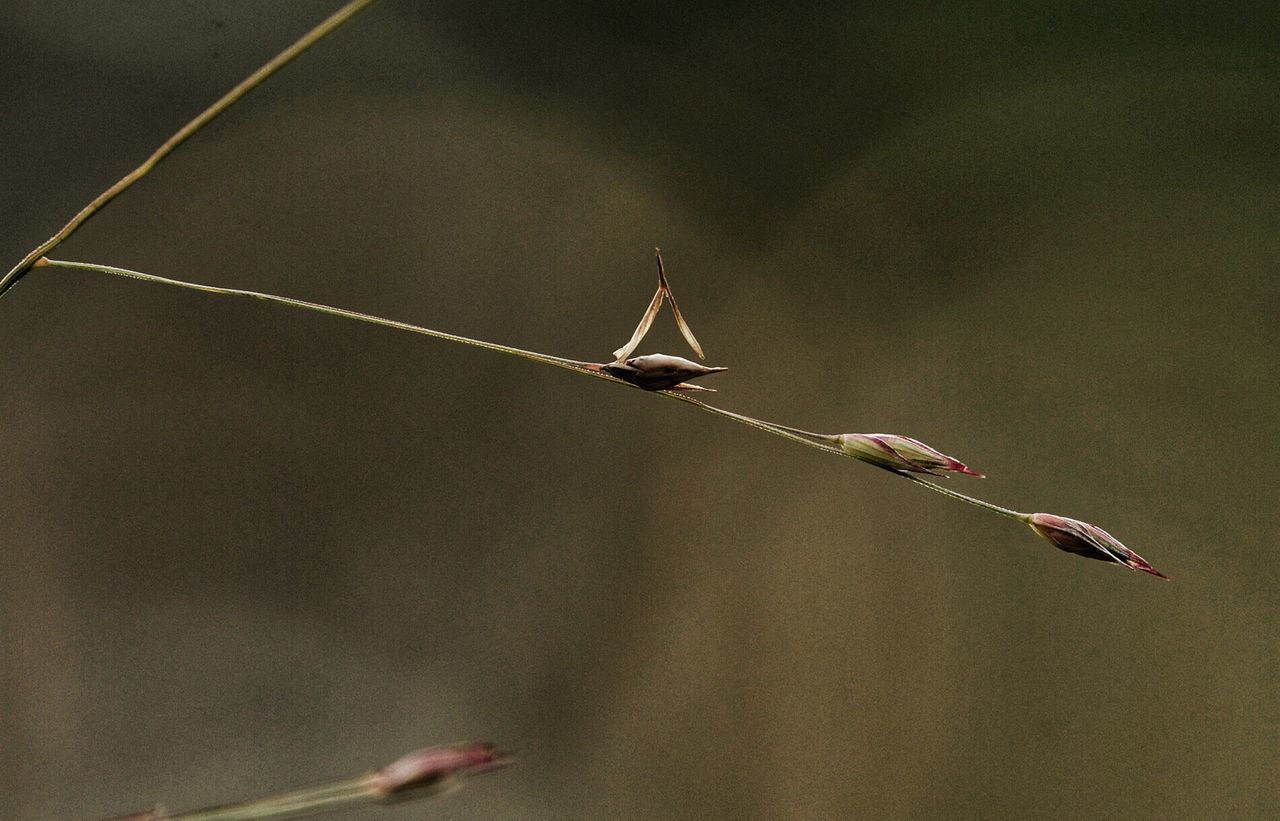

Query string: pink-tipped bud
[372,742,510,799]
[1026,513,1168,579]
[836,433,982,477]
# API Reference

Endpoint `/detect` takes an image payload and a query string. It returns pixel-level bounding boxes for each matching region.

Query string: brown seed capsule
[602,353,728,391]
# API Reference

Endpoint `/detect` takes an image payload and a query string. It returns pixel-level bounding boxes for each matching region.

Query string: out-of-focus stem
[107,742,509,820]
[0,0,378,301]
[165,774,383,820]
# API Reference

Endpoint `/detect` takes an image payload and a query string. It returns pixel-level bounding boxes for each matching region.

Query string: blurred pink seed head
[1027,513,1168,579]
[373,742,510,799]
[837,433,982,477]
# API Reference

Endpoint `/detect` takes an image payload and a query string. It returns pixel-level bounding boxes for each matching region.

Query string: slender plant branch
[39,255,1031,523]
[35,258,607,378]
[0,0,378,302]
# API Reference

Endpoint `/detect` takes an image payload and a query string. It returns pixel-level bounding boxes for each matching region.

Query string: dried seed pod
[602,353,728,390]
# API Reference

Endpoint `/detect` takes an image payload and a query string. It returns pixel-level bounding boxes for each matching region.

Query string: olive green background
[2,2,1277,818]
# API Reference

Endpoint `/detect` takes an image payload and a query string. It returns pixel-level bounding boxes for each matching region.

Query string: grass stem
[40,256,1031,525]
[903,475,1029,521]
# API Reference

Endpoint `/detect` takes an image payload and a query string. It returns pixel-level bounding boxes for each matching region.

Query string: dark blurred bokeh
[2,2,1277,818]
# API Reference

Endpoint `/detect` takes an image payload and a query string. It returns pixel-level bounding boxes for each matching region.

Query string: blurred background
[2,2,1277,818]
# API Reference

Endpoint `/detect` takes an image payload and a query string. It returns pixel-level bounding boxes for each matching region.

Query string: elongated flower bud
[603,353,728,391]
[836,433,982,477]
[1026,513,1168,579]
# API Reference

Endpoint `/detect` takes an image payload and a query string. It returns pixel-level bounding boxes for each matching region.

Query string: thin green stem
[0,0,378,301]
[660,394,844,455]
[747,418,845,447]
[41,256,1033,527]
[38,258,603,379]
[903,474,1029,521]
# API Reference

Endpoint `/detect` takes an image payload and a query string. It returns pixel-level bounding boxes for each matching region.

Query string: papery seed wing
[612,283,665,362]
[656,251,706,360]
